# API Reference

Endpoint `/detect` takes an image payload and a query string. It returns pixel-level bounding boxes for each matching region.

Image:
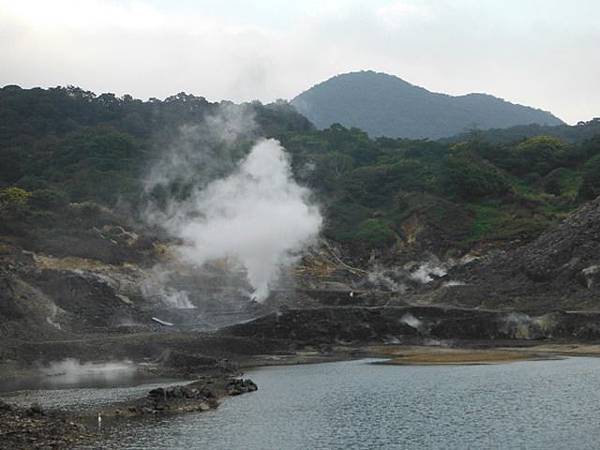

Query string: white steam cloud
[174,138,322,301]
[400,313,423,330]
[366,265,407,293]
[140,266,194,309]
[408,261,447,284]
[144,104,255,197]
[40,359,137,386]
[144,108,322,303]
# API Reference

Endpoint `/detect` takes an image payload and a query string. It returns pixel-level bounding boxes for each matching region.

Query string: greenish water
[100,357,600,449]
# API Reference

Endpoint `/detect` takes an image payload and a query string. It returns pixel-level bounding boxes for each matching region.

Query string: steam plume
[174,138,322,300]
[145,108,322,302]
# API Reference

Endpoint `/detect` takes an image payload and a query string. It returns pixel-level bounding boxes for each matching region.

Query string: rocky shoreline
[101,376,258,418]
[0,375,258,450]
[5,301,600,449]
[6,338,600,449]
[0,399,92,450]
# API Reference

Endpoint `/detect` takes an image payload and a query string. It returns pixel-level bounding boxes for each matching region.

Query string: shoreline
[0,375,258,450]
[4,341,600,388]
[4,342,600,448]
[238,342,600,369]
[361,343,600,366]
[366,347,560,365]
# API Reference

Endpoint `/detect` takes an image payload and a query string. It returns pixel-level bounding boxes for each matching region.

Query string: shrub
[510,136,567,176]
[355,219,396,247]
[444,153,510,200]
[30,188,70,210]
[578,154,600,200]
[0,187,31,212]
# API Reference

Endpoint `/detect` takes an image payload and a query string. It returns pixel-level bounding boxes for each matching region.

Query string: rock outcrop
[223,306,600,344]
[432,196,600,310]
[104,377,258,417]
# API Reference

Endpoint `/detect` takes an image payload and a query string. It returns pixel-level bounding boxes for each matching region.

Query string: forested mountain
[291,71,564,139]
[1,85,600,260]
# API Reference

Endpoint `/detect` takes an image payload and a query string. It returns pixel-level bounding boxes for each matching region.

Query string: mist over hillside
[292,71,564,139]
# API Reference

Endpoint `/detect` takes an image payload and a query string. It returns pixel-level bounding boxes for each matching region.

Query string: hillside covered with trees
[1,85,600,263]
[291,71,564,139]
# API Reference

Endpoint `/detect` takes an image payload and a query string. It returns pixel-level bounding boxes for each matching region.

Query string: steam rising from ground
[175,139,322,300]
[408,261,448,284]
[367,265,407,293]
[361,254,474,292]
[400,313,423,330]
[145,104,256,200]
[140,266,194,309]
[144,108,321,302]
[40,359,137,386]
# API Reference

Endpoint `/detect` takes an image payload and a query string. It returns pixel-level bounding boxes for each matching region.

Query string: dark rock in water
[199,386,217,399]
[148,387,165,399]
[0,399,13,411]
[226,379,258,396]
[26,402,45,416]
[110,377,259,416]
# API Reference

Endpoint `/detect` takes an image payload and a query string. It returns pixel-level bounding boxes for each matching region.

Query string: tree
[0,187,31,213]
[509,136,567,176]
[444,150,510,200]
[355,219,396,248]
[578,154,600,200]
[29,188,69,210]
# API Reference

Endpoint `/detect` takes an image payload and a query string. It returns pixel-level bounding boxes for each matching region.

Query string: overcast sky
[1,0,598,124]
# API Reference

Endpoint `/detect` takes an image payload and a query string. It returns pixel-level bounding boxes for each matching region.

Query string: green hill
[291,71,564,139]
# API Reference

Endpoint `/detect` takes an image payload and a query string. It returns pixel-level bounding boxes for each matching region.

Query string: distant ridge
[291,71,564,139]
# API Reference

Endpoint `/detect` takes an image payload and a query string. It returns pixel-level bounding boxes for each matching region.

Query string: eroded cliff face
[221,194,600,346]
[392,193,475,261]
[0,238,150,339]
[426,196,600,310]
[0,215,268,341]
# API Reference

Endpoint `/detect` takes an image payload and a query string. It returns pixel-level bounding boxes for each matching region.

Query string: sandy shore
[364,343,600,365]
[221,342,600,368]
[366,346,548,365]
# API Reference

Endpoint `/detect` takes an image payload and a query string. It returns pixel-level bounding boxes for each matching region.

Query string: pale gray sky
[1,0,598,124]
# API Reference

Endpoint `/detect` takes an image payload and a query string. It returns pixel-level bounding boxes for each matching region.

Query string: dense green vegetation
[444,120,600,146]
[278,124,599,251]
[291,71,563,139]
[1,85,600,256]
[0,85,311,205]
